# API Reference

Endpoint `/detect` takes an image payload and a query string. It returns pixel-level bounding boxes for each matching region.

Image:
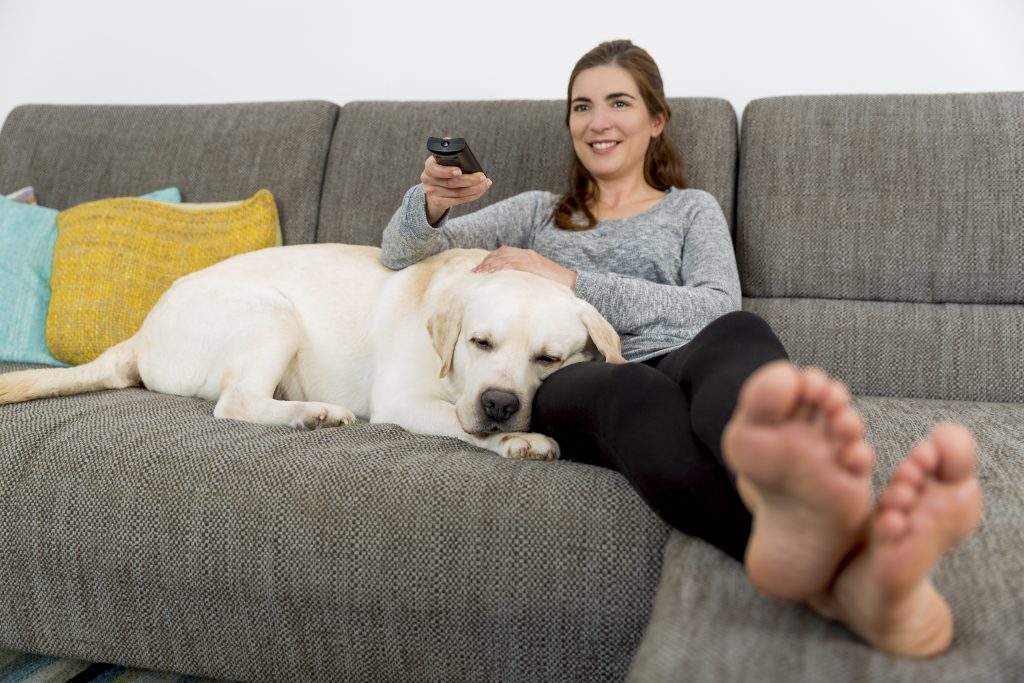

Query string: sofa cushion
[0,102,338,245]
[317,98,738,246]
[737,93,1024,304]
[743,297,1024,403]
[45,191,281,365]
[0,187,181,368]
[737,93,1024,403]
[0,197,62,366]
[0,364,669,682]
[627,394,1024,682]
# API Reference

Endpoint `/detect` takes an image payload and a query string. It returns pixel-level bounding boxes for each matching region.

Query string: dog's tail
[0,337,141,405]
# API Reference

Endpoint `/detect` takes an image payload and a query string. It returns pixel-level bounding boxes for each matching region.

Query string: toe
[909,439,939,473]
[800,367,830,405]
[890,457,925,488]
[737,360,802,424]
[877,508,909,542]
[829,408,864,445]
[879,482,918,511]
[821,379,852,415]
[931,423,978,482]
[840,441,875,477]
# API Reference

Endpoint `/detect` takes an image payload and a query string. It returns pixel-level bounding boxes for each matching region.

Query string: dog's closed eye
[471,337,493,351]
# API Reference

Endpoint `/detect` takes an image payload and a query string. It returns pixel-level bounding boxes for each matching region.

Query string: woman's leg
[646,311,789,467]
[530,312,789,562]
[530,359,753,561]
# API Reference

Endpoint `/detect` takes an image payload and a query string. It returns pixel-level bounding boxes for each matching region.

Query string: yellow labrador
[0,245,624,460]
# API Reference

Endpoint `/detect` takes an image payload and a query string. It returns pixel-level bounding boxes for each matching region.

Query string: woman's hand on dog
[473,246,578,290]
[422,155,492,225]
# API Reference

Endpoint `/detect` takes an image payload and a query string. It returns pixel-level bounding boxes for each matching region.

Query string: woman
[381,40,983,658]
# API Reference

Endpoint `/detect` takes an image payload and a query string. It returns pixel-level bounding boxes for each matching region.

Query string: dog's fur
[0,245,624,459]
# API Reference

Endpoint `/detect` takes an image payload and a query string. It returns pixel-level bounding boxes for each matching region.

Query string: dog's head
[426,269,624,436]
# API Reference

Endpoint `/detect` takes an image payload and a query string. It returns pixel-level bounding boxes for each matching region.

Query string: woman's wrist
[425,196,449,227]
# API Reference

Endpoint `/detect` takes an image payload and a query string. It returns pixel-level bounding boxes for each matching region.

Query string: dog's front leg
[372,399,559,461]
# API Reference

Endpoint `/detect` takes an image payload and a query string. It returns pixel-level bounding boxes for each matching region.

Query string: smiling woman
[559,43,686,228]
[379,39,985,659]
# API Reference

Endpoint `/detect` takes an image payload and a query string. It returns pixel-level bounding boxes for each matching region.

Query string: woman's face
[569,64,666,185]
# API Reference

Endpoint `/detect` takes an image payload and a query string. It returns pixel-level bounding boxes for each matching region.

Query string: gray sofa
[0,93,1020,682]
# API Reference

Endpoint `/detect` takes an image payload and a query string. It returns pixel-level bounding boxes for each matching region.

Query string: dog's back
[0,244,393,409]
[0,244,486,423]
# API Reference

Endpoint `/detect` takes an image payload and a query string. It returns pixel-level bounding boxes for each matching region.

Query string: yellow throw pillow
[48,189,281,365]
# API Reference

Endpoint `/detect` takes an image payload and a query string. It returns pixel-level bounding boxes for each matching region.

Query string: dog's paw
[494,432,560,461]
[295,402,355,430]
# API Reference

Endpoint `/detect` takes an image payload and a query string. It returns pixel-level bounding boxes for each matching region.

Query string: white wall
[1,0,1022,127]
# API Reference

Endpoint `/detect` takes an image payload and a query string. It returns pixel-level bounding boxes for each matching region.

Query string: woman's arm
[380,184,554,270]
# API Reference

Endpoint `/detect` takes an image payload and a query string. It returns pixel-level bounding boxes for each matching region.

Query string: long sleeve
[566,193,742,358]
[532,189,741,360]
[380,184,554,270]
[383,183,742,361]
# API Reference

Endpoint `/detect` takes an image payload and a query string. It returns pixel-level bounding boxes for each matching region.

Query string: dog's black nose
[481,390,520,422]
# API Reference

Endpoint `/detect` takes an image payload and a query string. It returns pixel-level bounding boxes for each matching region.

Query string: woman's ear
[651,111,667,138]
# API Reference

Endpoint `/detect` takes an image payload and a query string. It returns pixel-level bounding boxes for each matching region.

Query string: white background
[0,0,1022,126]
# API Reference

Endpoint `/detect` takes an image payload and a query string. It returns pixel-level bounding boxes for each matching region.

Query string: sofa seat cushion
[628,395,1024,682]
[0,364,669,683]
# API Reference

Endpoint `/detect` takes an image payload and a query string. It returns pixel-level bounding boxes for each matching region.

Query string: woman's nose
[589,108,612,132]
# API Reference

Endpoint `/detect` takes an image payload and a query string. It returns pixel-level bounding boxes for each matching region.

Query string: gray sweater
[380,184,742,362]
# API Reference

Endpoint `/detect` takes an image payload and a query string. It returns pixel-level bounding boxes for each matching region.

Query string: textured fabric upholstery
[736,93,1024,402]
[0,102,338,245]
[316,98,738,246]
[0,364,669,683]
[737,93,1024,303]
[628,396,1024,682]
[743,297,1024,403]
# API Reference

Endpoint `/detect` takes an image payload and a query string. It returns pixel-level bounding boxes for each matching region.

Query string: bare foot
[722,360,876,601]
[810,423,984,657]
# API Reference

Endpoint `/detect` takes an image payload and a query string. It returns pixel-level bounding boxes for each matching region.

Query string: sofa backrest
[316,98,738,245]
[737,93,1024,402]
[0,102,338,245]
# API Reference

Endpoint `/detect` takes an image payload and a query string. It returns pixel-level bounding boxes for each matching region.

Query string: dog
[0,245,625,460]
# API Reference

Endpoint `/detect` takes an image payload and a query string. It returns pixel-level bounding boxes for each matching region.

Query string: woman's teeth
[592,141,618,150]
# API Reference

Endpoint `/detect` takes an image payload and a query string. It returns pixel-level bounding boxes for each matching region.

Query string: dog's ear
[427,307,462,378]
[579,303,626,364]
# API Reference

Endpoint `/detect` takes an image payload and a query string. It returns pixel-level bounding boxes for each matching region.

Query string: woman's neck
[590,175,667,220]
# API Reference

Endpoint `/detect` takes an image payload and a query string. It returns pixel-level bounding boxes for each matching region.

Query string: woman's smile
[588,139,621,153]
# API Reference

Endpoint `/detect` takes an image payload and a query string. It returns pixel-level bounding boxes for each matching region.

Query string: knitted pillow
[0,187,181,366]
[47,189,281,365]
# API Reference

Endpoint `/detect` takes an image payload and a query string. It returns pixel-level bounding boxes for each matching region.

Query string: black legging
[530,311,788,562]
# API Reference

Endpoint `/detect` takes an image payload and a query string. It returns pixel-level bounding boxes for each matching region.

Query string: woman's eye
[573,104,590,113]
[612,100,628,108]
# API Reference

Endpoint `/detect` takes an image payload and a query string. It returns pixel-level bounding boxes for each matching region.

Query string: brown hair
[553,40,687,231]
